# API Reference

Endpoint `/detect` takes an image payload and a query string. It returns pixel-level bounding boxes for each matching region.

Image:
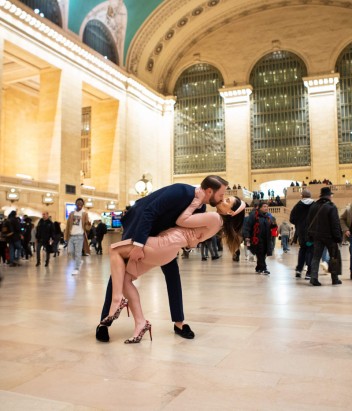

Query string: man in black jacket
[290,189,314,279]
[307,187,342,286]
[36,211,54,267]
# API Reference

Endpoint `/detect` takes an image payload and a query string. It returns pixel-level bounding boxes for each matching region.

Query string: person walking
[339,202,352,280]
[243,201,273,275]
[307,187,342,286]
[290,189,315,279]
[279,220,291,252]
[64,198,91,275]
[36,211,54,267]
[95,220,107,255]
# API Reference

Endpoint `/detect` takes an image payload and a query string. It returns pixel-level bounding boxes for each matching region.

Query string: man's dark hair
[201,175,228,191]
[75,198,85,205]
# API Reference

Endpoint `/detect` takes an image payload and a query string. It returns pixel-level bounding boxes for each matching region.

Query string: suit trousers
[100,257,184,323]
[310,240,339,280]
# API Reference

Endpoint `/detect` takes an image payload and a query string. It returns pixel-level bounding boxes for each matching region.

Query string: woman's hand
[195,187,206,202]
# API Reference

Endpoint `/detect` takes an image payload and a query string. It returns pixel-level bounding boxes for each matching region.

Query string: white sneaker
[320,261,329,272]
[72,269,79,275]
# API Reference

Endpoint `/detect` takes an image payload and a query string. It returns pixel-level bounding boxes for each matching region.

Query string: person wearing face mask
[98,189,245,344]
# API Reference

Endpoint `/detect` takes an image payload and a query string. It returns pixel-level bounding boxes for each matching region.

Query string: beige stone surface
[0,238,352,410]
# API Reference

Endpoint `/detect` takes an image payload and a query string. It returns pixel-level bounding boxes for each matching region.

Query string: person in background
[6,211,22,267]
[307,187,342,286]
[279,220,291,253]
[290,189,315,279]
[22,216,33,260]
[95,220,108,255]
[64,198,91,275]
[52,221,63,257]
[339,202,352,280]
[270,217,279,251]
[36,211,54,267]
[243,201,273,275]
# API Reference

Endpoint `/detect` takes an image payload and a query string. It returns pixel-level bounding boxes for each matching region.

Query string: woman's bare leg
[123,273,147,337]
[108,244,133,316]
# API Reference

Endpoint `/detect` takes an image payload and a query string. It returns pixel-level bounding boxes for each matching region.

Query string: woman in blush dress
[99,189,246,344]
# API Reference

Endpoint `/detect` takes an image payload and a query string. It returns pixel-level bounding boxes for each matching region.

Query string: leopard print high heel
[100,298,129,326]
[124,321,152,344]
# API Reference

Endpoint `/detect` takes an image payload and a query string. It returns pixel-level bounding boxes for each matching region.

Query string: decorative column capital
[219,85,253,105]
[303,74,339,95]
[163,96,176,113]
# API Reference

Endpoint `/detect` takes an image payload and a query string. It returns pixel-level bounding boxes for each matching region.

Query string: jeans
[9,240,21,264]
[68,235,84,270]
[281,235,289,251]
[322,247,330,263]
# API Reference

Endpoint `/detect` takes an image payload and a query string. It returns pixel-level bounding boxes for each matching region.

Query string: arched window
[336,43,352,164]
[173,64,225,175]
[250,51,310,169]
[83,20,118,65]
[18,0,62,27]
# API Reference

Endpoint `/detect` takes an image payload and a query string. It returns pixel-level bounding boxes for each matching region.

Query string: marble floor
[0,241,352,411]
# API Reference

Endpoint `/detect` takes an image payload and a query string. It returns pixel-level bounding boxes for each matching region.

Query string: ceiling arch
[126,0,352,94]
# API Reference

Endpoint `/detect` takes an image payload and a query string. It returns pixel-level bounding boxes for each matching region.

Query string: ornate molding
[126,0,352,93]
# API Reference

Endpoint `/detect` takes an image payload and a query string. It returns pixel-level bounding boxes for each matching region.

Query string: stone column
[57,67,82,221]
[304,74,339,183]
[220,86,253,189]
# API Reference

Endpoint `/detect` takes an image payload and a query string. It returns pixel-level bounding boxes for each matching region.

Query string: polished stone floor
[1,242,352,411]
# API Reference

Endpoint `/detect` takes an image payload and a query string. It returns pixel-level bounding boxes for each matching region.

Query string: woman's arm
[176,196,216,228]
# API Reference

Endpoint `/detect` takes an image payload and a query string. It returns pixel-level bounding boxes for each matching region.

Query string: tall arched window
[173,64,225,175]
[18,0,62,27]
[336,43,352,164]
[250,51,310,169]
[83,20,119,65]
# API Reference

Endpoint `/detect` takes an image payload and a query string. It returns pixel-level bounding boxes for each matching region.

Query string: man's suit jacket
[121,183,205,244]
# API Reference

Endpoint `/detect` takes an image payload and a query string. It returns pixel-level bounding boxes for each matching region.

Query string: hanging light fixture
[135,175,153,197]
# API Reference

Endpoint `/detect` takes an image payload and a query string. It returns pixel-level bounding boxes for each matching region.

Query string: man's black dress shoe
[96,325,110,342]
[310,278,321,286]
[174,324,195,339]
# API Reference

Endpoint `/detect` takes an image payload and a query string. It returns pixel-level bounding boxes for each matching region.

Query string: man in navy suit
[96,175,228,342]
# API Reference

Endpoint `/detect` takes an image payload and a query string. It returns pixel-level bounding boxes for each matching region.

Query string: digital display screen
[65,203,76,219]
[111,211,123,228]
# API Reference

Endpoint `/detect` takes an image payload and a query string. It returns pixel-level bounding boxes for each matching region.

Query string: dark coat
[121,183,205,244]
[96,222,107,239]
[243,210,273,256]
[7,216,22,243]
[36,218,54,244]
[289,199,315,245]
[307,197,342,243]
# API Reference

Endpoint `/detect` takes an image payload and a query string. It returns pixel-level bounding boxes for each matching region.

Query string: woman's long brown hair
[220,196,245,254]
